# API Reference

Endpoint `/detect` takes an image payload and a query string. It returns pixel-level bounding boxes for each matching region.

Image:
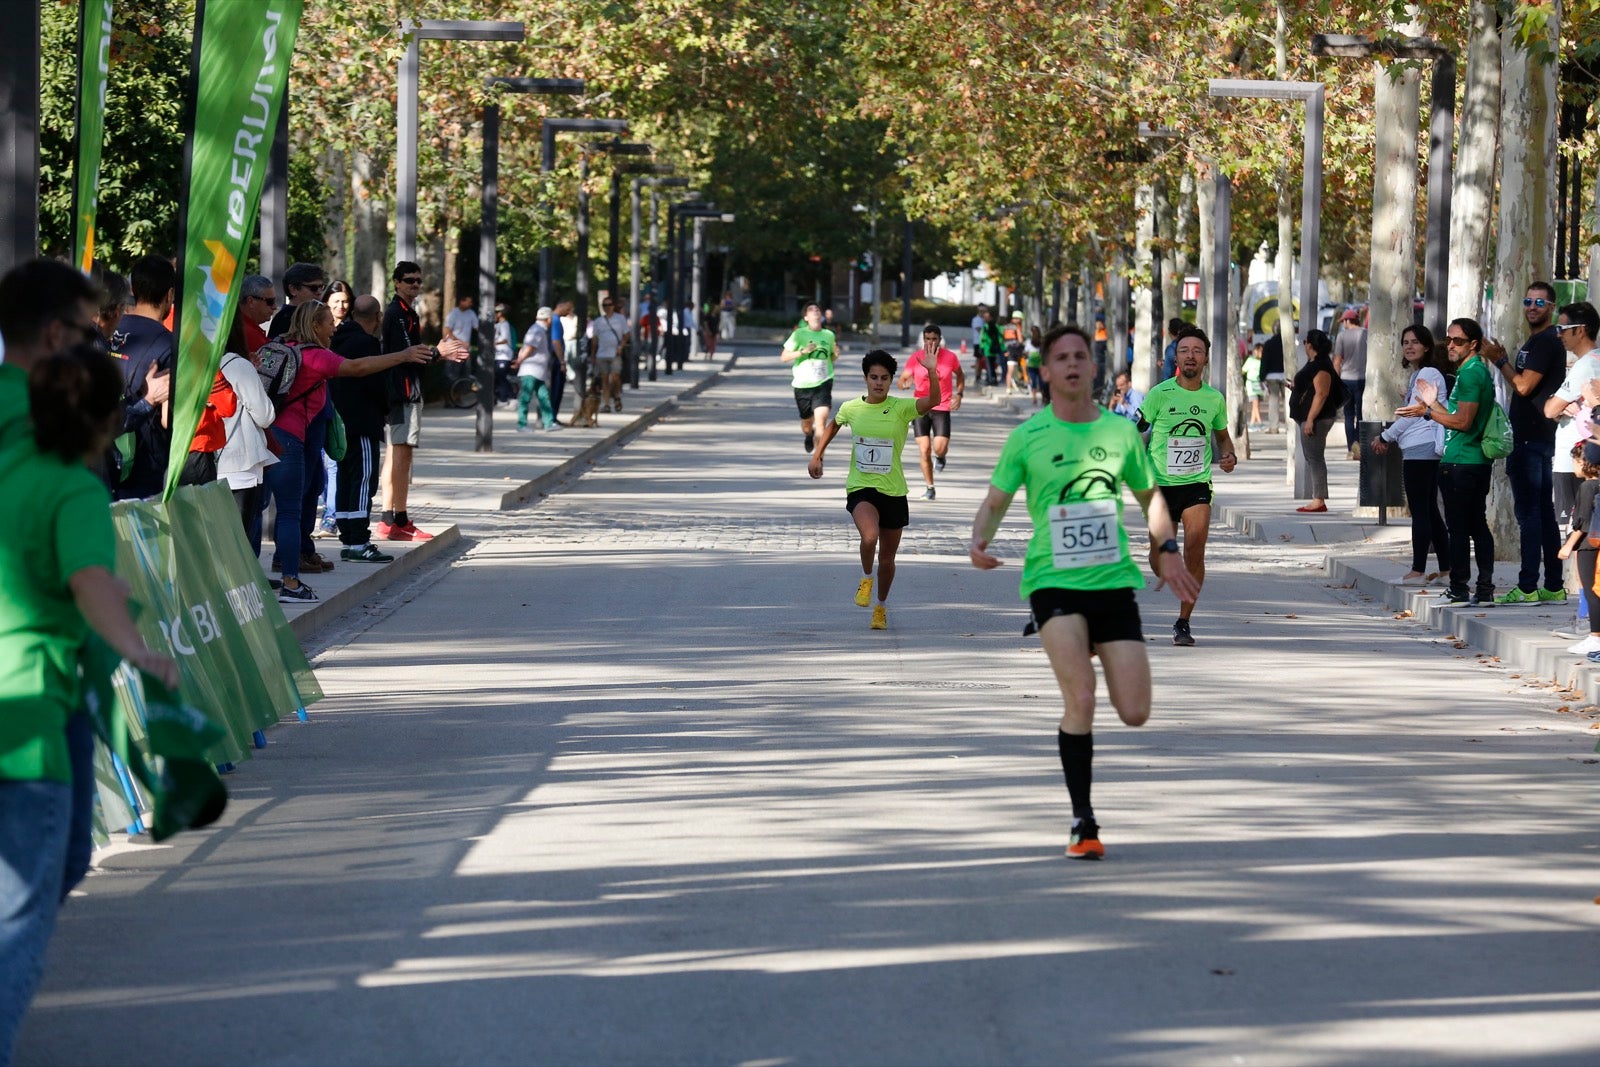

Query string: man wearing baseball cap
[1332,307,1368,459]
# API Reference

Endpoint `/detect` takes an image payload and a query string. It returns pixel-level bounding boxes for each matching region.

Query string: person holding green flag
[0,279,180,1059]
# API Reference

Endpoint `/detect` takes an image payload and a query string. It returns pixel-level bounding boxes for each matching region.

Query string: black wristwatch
[1158,538,1180,555]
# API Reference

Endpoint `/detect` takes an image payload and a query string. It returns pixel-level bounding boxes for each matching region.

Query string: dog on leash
[570,374,602,428]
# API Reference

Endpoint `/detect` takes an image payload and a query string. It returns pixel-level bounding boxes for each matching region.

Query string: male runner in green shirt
[1137,327,1236,646]
[970,325,1197,860]
[782,302,838,455]
[809,347,940,630]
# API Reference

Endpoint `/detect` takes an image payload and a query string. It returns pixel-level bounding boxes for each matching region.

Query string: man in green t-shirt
[808,347,940,630]
[1136,327,1236,646]
[1413,318,1498,604]
[781,302,838,455]
[970,325,1197,861]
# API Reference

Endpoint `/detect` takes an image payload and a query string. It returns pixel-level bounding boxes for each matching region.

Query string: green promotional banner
[72,0,113,273]
[164,0,302,501]
[112,481,322,766]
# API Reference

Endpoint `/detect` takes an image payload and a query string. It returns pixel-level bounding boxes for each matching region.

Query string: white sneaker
[1567,634,1600,655]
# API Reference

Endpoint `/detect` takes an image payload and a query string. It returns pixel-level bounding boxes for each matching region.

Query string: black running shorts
[1158,481,1213,517]
[912,410,952,439]
[1028,587,1144,646]
[794,381,834,420]
[846,487,910,530]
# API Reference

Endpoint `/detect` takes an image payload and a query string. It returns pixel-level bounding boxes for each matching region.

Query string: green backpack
[1480,400,1513,460]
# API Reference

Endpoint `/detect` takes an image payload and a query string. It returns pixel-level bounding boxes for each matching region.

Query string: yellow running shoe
[855,576,873,607]
[870,604,888,630]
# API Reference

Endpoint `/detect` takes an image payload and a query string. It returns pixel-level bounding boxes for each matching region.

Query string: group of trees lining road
[33,0,1600,362]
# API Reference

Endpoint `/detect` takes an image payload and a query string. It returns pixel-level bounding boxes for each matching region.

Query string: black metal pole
[538,123,555,309]
[663,206,676,376]
[476,102,498,452]
[575,152,590,358]
[0,3,40,276]
[607,169,622,300]
[261,85,289,287]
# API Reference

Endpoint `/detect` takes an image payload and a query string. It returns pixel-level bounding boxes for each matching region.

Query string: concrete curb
[1324,552,1600,705]
[497,352,739,510]
[287,525,464,641]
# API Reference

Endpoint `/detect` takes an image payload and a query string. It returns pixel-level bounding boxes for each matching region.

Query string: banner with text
[72,0,113,273]
[112,481,322,766]
[164,0,302,500]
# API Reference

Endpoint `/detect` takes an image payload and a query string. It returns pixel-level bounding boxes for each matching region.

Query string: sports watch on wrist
[1158,539,1180,555]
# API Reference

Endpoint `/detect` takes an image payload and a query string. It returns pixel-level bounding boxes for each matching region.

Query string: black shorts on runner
[912,410,952,439]
[1028,587,1144,646]
[1158,481,1213,517]
[846,487,910,529]
[794,381,834,420]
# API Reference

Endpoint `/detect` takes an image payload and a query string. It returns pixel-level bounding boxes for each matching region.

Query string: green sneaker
[1494,587,1539,605]
[1536,587,1569,603]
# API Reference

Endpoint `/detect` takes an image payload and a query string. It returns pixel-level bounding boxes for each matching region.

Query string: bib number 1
[853,436,893,475]
[1048,499,1119,569]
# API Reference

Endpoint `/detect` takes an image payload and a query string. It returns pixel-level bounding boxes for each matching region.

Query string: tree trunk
[350,148,389,300]
[1366,57,1422,426]
[1589,162,1600,296]
[1133,183,1157,393]
[1488,3,1562,558]
[321,146,347,280]
[1449,1,1501,322]
[1165,171,1191,330]
[1107,250,1130,383]
[1196,164,1213,338]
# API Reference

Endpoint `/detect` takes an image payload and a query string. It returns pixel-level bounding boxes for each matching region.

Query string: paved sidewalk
[1218,428,1600,705]
[262,353,735,639]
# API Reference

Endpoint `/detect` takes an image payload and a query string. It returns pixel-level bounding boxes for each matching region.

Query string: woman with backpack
[1289,328,1346,513]
[215,309,276,556]
[261,301,432,603]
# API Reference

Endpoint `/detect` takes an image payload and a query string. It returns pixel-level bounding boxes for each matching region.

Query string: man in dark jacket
[330,295,403,562]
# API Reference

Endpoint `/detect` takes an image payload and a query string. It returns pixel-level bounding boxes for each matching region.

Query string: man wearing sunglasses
[1491,282,1566,605]
[1545,302,1600,548]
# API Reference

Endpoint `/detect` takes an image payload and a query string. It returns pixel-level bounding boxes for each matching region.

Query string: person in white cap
[513,307,560,432]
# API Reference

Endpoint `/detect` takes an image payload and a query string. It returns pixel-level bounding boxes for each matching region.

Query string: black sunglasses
[400,276,422,285]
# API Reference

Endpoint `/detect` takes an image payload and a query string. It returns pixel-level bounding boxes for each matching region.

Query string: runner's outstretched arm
[969,486,1014,569]
[915,350,942,415]
[1133,487,1201,601]
[807,418,842,479]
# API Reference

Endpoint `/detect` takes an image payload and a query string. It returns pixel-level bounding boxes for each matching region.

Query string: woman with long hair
[1411,318,1497,604]
[1288,328,1344,512]
[1372,324,1449,583]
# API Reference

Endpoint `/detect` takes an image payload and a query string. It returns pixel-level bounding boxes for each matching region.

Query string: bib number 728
[1048,499,1120,568]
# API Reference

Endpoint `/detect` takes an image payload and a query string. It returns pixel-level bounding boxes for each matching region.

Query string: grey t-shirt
[1333,326,1367,381]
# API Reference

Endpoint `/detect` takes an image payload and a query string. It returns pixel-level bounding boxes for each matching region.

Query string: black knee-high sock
[381,510,396,525]
[1057,730,1093,821]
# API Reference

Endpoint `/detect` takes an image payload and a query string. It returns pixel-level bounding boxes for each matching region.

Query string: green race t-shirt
[835,395,922,496]
[0,363,28,452]
[785,327,837,388]
[1138,377,1228,486]
[990,407,1157,597]
[0,441,117,783]
[1442,354,1493,465]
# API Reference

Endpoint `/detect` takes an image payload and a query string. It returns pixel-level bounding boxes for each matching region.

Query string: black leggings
[1402,459,1449,574]
[1578,548,1600,635]
[1440,462,1495,598]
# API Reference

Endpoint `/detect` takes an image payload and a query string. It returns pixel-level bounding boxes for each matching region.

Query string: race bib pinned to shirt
[1166,436,1205,476]
[794,356,831,387]
[853,436,893,475]
[1048,499,1119,569]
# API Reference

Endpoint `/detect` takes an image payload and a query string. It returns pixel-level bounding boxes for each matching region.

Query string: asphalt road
[20,356,1600,1066]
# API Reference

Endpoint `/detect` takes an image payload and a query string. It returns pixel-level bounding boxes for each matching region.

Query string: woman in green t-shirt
[808,348,940,629]
[0,343,179,1060]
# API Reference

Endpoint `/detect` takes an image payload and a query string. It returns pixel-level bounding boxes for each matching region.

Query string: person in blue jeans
[0,303,179,1063]
[1492,282,1567,605]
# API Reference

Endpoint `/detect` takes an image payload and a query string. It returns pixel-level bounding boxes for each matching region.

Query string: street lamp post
[643,177,689,380]
[576,140,648,362]
[664,196,709,374]
[1312,34,1455,337]
[619,163,673,387]
[602,143,653,303]
[0,4,40,275]
[471,77,585,453]
[679,207,735,361]
[536,118,627,310]
[396,19,525,263]
[1209,78,1326,499]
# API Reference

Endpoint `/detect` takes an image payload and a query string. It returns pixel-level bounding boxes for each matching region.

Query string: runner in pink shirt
[897,324,966,500]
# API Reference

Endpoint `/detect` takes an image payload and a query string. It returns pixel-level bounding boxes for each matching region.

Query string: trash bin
[1358,420,1405,521]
